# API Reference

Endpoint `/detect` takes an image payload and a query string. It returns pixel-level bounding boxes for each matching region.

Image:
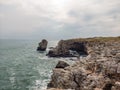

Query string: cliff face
[47,37,120,57]
[47,39,88,57]
[47,37,120,90]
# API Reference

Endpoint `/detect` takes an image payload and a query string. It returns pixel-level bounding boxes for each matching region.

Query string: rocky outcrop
[47,37,120,90]
[37,39,48,51]
[47,37,120,57]
[47,40,88,57]
[55,61,70,68]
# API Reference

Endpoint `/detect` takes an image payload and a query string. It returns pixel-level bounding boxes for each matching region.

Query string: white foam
[31,79,48,90]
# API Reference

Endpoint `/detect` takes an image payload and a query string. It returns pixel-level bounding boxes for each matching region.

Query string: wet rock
[37,39,48,51]
[55,61,70,68]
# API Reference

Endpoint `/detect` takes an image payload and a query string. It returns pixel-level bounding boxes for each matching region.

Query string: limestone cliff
[47,37,120,57]
[47,37,120,90]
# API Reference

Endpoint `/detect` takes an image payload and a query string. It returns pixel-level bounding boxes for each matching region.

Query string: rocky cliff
[47,37,120,90]
[47,37,120,57]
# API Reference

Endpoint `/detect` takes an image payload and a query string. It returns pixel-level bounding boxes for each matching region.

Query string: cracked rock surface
[47,37,120,90]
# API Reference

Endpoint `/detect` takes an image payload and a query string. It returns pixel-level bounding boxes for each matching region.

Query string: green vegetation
[64,36,120,43]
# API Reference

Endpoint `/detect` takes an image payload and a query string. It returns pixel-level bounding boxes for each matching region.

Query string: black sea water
[0,39,75,90]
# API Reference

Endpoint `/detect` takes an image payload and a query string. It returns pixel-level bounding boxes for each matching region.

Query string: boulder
[37,39,48,51]
[55,61,70,68]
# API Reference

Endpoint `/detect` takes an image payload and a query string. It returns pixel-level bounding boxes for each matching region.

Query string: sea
[0,39,75,90]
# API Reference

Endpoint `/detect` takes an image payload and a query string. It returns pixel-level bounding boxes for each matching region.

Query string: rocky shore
[47,37,120,90]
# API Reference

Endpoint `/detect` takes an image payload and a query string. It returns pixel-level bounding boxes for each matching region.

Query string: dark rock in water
[37,39,48,51]
[49,47,54,49]
[46,50,56,57]
[55,61,69,68]
[46,49,73,57]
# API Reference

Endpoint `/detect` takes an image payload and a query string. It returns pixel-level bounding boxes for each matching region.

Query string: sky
[0,0,120,40]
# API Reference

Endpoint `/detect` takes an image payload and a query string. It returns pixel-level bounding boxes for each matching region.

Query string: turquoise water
[0,39,63,90]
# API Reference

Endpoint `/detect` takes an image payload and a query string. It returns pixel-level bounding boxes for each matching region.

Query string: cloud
[0,0,120,40]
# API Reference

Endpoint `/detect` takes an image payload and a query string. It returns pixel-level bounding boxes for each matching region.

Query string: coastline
[46,36,120,90]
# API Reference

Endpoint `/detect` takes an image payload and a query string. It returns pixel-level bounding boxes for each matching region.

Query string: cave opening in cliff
[69,42,88,56]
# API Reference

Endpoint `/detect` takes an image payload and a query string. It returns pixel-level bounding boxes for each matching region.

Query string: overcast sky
[0,0,120,40]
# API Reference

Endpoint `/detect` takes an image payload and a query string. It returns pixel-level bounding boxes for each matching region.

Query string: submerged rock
[37,39,48,51]
[55,61,70,68]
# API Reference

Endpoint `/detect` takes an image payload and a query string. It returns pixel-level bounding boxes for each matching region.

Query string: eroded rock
[47,39,88,57]
[47,37,120,90]
[55,61,70,68]
[37,39,48,51]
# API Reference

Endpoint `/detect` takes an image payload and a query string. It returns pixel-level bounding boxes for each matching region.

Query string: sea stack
[37,39,48,51]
